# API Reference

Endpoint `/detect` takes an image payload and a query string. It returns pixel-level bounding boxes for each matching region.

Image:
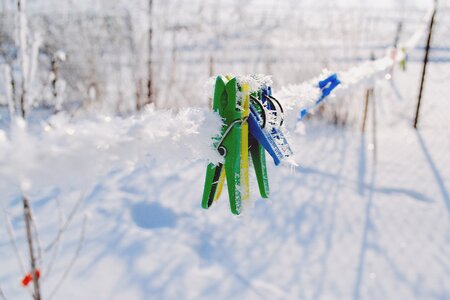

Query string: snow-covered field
[1,1,450,300]
[1,60,449,299]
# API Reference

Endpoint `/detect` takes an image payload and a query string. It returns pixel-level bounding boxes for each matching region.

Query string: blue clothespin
[248,87,293,166]
[248,106,284,165]
[299,73,341,120]
[317,73,340,103]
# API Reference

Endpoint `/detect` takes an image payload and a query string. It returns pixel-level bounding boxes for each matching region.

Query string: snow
[1,0,450,299]
[1,59,449,299]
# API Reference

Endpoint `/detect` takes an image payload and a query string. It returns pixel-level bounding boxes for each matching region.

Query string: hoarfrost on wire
[0,108,223,193]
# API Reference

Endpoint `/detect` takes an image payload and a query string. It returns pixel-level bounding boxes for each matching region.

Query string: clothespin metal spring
[216,117,249,157]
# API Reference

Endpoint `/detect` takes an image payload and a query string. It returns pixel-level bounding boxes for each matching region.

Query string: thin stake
[208,55,214,77]
[23,197,41,300]
[361,89,371,134]
[0,284,6,300]
[372,88,377,162]
[146,0,154,106]
[414,0,438,129]
[17,0,28,118]
[361,53,375,134]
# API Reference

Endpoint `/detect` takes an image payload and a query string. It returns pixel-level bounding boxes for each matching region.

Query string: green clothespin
[202,76,243,215]
[399,47,407,71]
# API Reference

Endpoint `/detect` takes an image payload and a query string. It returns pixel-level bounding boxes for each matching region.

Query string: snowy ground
[0,60,449,300]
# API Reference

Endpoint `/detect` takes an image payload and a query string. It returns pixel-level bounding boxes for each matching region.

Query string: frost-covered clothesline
[0,3,435,191]
[0,110,222,191]
[0,75,274,190]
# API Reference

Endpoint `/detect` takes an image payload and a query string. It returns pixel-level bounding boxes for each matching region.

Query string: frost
[0,110,223,192]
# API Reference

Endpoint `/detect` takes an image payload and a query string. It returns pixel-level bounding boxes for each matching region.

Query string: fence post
[208,55,214,77]
[17,0,28,118]
[361,88,371,134]
[146,0,154,107]
[413,0,438,129]
[361,53,376,134]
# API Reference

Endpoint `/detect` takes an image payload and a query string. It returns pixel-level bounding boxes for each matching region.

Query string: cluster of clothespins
[202,76,293,215]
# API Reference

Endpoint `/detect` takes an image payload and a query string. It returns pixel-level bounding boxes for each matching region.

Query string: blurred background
[0,0,448,115]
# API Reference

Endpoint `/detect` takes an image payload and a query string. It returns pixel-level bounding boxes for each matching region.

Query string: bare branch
[43,196,65,281]
[30,207,43,270]
[1,204,27,274]
[0,284,7,300]
[45,192,85,253]
[23,196,41,300]
[47,213,88,300]
[0,203,34,298]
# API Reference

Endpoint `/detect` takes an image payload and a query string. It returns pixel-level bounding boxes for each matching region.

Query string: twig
[47,214,88,300]
[45,192,85,253]
[361,89,371,134]
[1,204,34,297]
[1,205,27,274]
[23,196,41,300]
[0,284,7,300]
[30,207,44,270]
[372,87,377,163]
[43,196,65,281]
[2,65,15,120]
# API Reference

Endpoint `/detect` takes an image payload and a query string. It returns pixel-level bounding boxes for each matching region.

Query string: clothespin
[399,47,407,71]
[202,76,243,215]
[299,73,341,120]
[261,87,293,163]
[317,73,340,103]
[248,100,284,166]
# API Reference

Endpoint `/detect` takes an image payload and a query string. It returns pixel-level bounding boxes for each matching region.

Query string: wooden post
[51,54,60,113]
[146,0,154,106]
[361,53,375,134]
[17,0,27,118]
[135,79,143,111]
[51,57,58,100]
[23,197,41,300]
[208,55,214,77]
[393,22,402,48]
[361,89,371,134]
[414,0,438,129]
